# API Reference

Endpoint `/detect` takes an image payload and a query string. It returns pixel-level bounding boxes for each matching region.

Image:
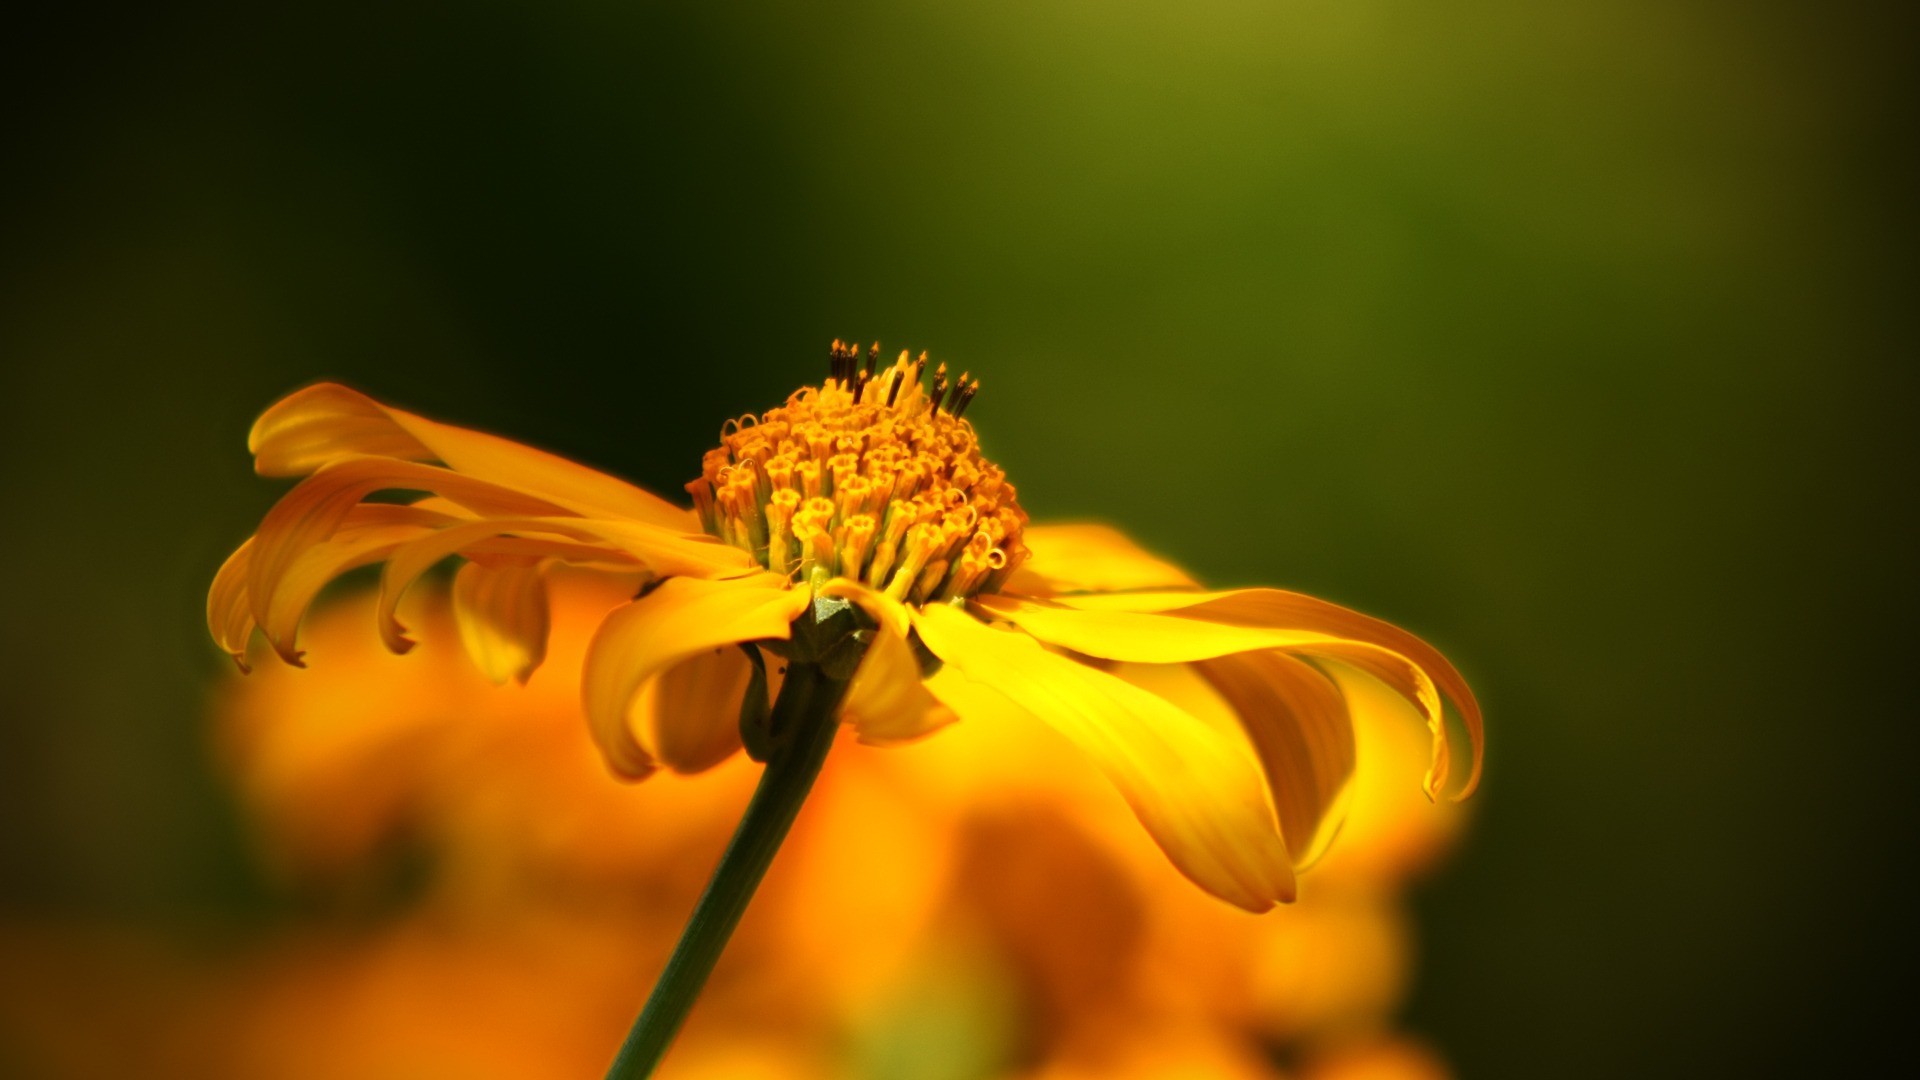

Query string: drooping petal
[646,645,753,773]
[376,519,600,655]
[816,578,912,639]
[976,594,1342,663]
[1050,588,1482,799]
[254,503,457,665]
[580,576,809,779]
[1310,643,1451,799]
[246,456,570,637]
[451,559,551,685]
[250,383,694,529]
[816,578,956,745]
[911,602,1295,912]
[208,538,257,670]
[1192,650,1355,869]
[841,621,956,747]
[559,518,763,580]
[1003,523,1200,597]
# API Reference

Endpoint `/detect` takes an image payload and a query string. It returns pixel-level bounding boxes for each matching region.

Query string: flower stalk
[604,599,864,1079]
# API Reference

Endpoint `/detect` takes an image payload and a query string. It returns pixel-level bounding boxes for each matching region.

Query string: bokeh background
[2,1,1913,1076]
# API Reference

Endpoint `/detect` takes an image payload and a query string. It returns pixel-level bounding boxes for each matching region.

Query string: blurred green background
[1,0,1912,1075]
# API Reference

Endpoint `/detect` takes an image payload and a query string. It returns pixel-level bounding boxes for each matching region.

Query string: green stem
[604,661,849,1079]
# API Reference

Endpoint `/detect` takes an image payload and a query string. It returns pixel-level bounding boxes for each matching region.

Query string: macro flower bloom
[208,343,1482,912]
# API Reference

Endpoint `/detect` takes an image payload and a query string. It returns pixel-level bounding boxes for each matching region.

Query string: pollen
[686,342,1030,604]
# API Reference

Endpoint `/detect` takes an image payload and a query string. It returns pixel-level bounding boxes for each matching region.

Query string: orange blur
[1,570,1465,1078]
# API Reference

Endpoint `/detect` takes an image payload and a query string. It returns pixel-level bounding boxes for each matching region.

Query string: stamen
[929,363,949,416]
[688,341,1030,603]
[951,378,980,419]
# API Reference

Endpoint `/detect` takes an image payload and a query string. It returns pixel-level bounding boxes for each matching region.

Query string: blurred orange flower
[0,571,1457,1079]
[209,349,1480,910]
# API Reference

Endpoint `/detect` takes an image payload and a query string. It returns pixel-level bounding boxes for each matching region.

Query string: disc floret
[686,342,1029,604]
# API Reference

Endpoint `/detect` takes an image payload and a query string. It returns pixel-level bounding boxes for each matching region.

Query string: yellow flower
[0,566,1470,1080]
[208,344,1482,912]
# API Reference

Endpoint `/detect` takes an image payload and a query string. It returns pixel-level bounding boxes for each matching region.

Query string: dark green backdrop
[2,2,1913,1076]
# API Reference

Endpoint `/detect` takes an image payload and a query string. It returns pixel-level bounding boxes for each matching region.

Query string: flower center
[687,341,1030,604]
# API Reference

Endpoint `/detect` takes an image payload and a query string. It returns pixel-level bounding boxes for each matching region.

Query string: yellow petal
[1052,588,1482,799]
[374,519,607,655]
[207,538,256,670]
[1192,650,1354,868]
[976,594,1341,662]
[911,603,1295,911]
[255,503,453,665]
[246,455,568,637]
[1311,642,1451,798]
[840,621,956,747]
[646,645,752,773]
[368,515,758,657]
[581,576,809,779]
[1003,523,1200,597]
[249,383,694,529]
[816,578,912,639]
[451,559,551,685]
[558,518,761,580]
[816,578,957,745]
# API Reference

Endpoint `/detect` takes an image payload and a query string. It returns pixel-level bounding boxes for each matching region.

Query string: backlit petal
[976,594,1341,662]
[1052,588,1482,799]
[912,603,1295,911]
[646,645,752,773]
[1003,523,1200,597]
[250,383,694,529]
[451,559,551,685]
[1193,650,1355,868]
[581,576,808,779]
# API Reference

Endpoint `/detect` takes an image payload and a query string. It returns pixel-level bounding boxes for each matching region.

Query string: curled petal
[912,603,1295,912]
[208,539,256,670]
[369,517,752,656]
[819,578,958,744]
[841,621,956,747]
[647,646,752,773]
[817,578,913,640]
[1051,588,1482,799]
[246,456,568,637]
[1311,643,1451,799]
[1192,650,1355,868]
[375,519,614,655]
[250,383,694,529]
[1003,523,1199,597]
[255,503,455,665]
[976,594,1340,662]
[451,559,551,685]
[581,576,809,779]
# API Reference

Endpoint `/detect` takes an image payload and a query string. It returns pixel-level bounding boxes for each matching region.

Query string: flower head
[209,344,1482,912]
[689,341,1027,603]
